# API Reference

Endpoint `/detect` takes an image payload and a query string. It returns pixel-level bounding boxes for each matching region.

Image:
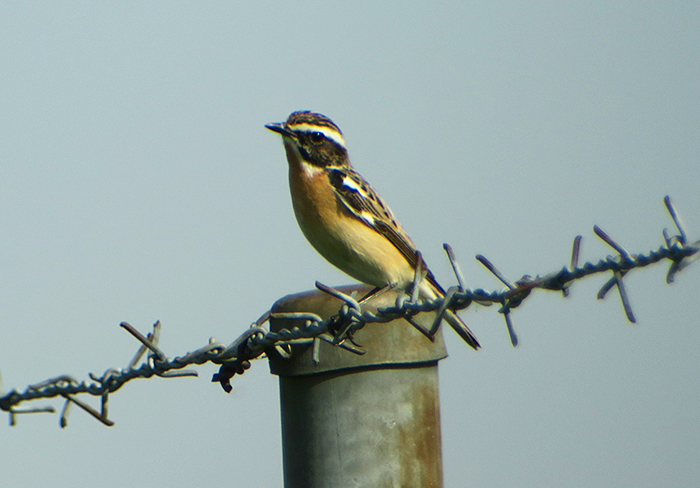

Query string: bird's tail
[444,309,481,350]
[420,282,480,350]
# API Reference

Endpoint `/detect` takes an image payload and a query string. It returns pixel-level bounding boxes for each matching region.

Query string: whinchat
[266,111,480,350]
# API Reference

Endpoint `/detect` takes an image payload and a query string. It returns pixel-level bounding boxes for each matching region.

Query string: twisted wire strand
[0,196,697,426]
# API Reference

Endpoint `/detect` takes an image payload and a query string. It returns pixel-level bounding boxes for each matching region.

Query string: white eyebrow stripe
[288,123,346,149]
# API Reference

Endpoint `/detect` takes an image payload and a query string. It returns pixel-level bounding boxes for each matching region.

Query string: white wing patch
[340,175,362,191]
[338,175,377,226]
[357,210,378,226]
[341,174,378,203]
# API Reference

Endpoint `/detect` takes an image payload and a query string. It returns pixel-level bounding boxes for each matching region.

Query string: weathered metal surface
[279,364,443,488]
[269,285,448,487]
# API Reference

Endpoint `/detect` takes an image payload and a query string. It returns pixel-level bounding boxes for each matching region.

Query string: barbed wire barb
[476,254,517,290]
[474,254,523,344]
[443,244,468,292]
[562,235,583,297]
[430,286,458,336]
[60,393,114,428]
[593,226,636,322]
[9,406,55,426]
[121,321,166,362]
[503,309,519,347]
[664,195,688,244]
[663,196,699,283]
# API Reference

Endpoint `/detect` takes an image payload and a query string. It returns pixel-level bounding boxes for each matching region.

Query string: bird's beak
[265,123,294,138]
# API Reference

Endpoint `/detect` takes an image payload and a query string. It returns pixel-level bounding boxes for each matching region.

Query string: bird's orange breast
[285,147,414,287]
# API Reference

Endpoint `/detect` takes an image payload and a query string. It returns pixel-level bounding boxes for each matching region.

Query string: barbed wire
[0,196,697,427]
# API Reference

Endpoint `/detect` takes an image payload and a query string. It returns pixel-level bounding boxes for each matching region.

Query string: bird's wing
[327,166,479,350]
[327,167,444,293]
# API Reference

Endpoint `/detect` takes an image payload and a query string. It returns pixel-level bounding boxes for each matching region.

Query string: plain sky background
[1,2,699,487]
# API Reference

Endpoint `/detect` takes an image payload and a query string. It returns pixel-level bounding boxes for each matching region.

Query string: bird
[265,111,480,350]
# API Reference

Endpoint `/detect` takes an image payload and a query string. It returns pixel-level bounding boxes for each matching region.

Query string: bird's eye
[309,132,325,144]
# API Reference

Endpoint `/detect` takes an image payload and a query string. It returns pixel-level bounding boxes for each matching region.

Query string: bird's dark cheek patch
[298,146,312,161]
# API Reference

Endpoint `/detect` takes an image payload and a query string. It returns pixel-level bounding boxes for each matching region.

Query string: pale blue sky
[1,3,699,487]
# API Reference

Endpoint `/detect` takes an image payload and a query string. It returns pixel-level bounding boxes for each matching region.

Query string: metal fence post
[269,285,449,488]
